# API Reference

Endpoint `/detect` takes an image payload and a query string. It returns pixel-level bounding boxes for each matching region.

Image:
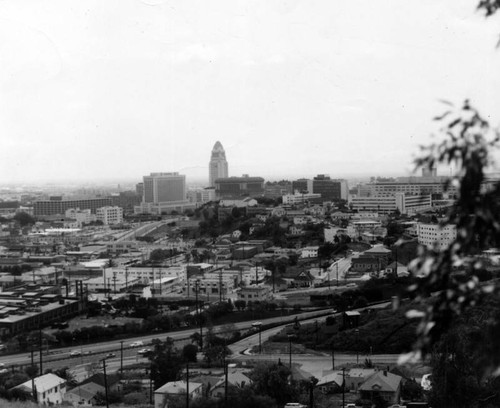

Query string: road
[0,301,395,378]
[0,307,350,371]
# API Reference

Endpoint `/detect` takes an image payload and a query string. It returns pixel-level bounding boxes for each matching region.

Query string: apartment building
[417,222,457,250]
[96,206,123,225]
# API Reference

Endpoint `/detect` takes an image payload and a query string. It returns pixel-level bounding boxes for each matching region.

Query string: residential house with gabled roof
[358,370,402,405]
[282,269,315,288]
[317,371,344,394]
[345,368,377,392]
[154,380,202,408]
[209,370,251,398]
[13,373,66,406]
[64,382,104,406]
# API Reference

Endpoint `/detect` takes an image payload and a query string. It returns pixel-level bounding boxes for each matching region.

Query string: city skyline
[2,1,500,185]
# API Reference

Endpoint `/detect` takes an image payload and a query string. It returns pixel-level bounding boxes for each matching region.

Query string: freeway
[0,307,350,371]
[0,301,393,374]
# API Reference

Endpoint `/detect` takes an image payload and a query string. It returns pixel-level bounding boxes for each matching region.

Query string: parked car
[105,353,116,359]
[70,350,81,357]
[137,348,152,356]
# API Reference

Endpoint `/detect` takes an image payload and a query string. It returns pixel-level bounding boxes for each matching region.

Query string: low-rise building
[237,285,271,302]
[417,222,456,250]
[13,373,66,405]
[96,206,123,225]
[154,381,202,408]
[358,371,402,406]
[300,246,319,259]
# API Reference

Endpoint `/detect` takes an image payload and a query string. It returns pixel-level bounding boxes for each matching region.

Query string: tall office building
[209,141,229,187]
[135,172,193,215]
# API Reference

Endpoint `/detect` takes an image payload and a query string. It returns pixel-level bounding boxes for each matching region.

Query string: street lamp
[252,322,263,354]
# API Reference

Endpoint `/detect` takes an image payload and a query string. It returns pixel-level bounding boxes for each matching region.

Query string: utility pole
[224,357,228,408]
[314,320,319,347]
[149,362,153,405]
[219,269,223,302]
[30,346,36,402]
[186,362,190,408]
[331,342,335,370]
[356,329,360,364]
[309,378,315,408]
[38,327,43,374]
[120,341,124,374]
[195,280,203,350]
[102,359,110,408]
[342,367,346,408]
[125,267,128,291]
[113,272,117,294]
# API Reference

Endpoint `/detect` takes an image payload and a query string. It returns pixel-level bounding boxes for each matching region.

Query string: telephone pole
[102,359,110,408]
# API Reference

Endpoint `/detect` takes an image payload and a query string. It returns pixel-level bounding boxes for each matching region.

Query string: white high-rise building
[135,172,192,215]
[209,141,228,187]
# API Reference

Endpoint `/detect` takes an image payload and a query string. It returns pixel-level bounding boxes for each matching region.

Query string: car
[69,350,81,357]
[251,321,263,329]
[105,352,116,359]
[130,341,144,347]
[137,348,151,355]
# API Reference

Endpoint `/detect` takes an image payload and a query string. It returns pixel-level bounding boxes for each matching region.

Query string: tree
[13,212,35,226]
[149,338,184,389]
[182,344,198,362]
[249,362,299,406]
[404,100,500,375]
[202,328,231,366]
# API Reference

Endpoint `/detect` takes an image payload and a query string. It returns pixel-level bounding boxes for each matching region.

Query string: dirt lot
[47,315,143,334]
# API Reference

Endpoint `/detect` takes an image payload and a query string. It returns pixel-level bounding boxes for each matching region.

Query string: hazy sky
[1,0,500,185]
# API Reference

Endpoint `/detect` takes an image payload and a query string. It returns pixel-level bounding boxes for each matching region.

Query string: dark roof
[80,373,120,388]
[0,201,19,209]
[215,177,264,183]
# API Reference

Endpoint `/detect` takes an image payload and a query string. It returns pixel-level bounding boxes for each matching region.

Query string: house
[345,368,377,392]
[358,370,402,405]
[79,373,121,392]
[317,371,344,394]
[13,373,66,405]
[209,370,251,398]
[282,269,315,288]
[300,246,319,259]
[64,382,104,406]
[154,380,202,408]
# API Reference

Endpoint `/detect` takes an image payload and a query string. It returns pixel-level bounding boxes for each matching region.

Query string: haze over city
[2,0,500,185]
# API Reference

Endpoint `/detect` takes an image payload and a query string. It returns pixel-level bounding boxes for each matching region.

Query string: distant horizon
[2,1,500,186]
[0,167,452,193]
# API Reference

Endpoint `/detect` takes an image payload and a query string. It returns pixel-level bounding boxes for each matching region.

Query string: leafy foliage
[405,101,500,377]
[249,362,299,406]
[149,337,184,389]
